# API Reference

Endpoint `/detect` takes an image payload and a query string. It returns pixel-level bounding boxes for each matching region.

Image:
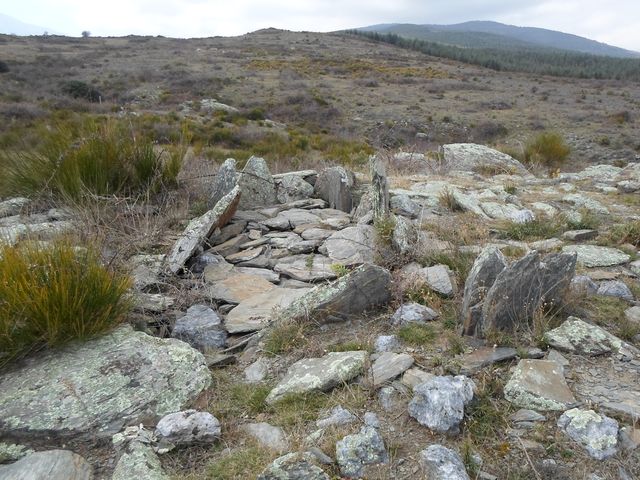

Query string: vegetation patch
[397,323,436,346]
[263,321,308,357]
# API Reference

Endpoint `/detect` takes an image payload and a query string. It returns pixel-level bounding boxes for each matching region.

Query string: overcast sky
[3,0,640,51]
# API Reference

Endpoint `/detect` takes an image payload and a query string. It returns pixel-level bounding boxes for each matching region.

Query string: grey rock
[288,239,323,255]
[391,302,439,325]
[557,408,618,460]
[129,254,165,291]
[370,155,390,220]
[546,349,570,369]
[202,254,235,281]
[419,444,470,480]
[112,441,169,480]
[459,347,517,375]
[0,449,92,480]
[374,335,402,353]
[155,410,220,447]
[442,143,530,176]
[391,215,415,255]
[480,202,535,223]
[225,246,264,263]
[208,272,275,304]
[408,375,475,433]
[363,412,380,428]
[237,156,277,209]
[625,306,640,325]
[225,288,311,333]
[276,174,314,203]
[402,368,435,389]
[529,238,564,252]
[371,352,414,387]
[0,197,30,218]
[562,245,630,268]
[262,209,321,230]
[273,254,336,282]
[266,351,367,404]
[209,158,237,207]
[172,304,226,352]
[570,275,599,295]
[133,292,175,313]
[617,180,640,193]
[167,185,240,274]
[244,358,269,383]
[316,405,357,428]
[243,422,289,453]
[378,386,402,412]
[322,225,376,266]
[461,247,507,336]
[562,193,609,214]
[0,443,33,463]
[504,360,575,411]
[544,317,635,356]
[597,280,633,301]
[335,426,389,478]
[282,264,391,323]
[562,229,598,242]
[209,219,247,246]
[421,264,456,297]
[390,194,421,219]
[301,227,335,241]
[257,452,329,480]
[510,409,546,423]
[314,166,356,212]
[210,233,249,257]
[0,326,211,442]
[234,266,280,283]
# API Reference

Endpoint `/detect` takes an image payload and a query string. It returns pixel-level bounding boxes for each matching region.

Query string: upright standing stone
[209,158,237,207]
[237,156,277,209]
[370,156,389,221]
[314,166,356,212]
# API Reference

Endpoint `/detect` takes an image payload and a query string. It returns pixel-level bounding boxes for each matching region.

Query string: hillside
[0,13,58,36]
[360,21,640,58]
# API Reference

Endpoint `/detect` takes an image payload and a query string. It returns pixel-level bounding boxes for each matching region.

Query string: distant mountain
[359,21,640,58]
[0,13,59,36]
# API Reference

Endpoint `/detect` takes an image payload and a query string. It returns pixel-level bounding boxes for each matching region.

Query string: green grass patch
[262,322,308,357]
[603,220,640,247]
[497,218,563,241]
[269,391,330,427]
[397,323,436,346]
[206,445,275,480]
[0,239,131,368]
[207,371,271,420]
[327,341,372,353]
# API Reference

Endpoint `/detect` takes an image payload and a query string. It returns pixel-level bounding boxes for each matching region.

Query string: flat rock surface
[544,317,634,356]
[459,347,518,375]
[371,352,414,387]
[322,225,376,266]
[208,272,276,304]
[504,359,575,411]
[419,444,470,480]
[273,254,337,282]
[112,441,169,480]
[225,288,311,333]
[266,351,367,404]
[0,449,92,480]
[562,245,631,268]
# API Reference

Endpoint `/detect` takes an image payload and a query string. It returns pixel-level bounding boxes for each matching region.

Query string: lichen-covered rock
[557,408,619,460]
[374,335,402,353]
[442,143,530,176]
[209,158,238,207]
[562,245,630,268]
[390,194,421,218]
[419,445,470,480]
[597,280,634,301]
[273,254,336,282]
[166,185,241,273]
[316,405,357,428]
[314,166,355,212]
[0,326,211,442]
[0,449,92,480]
[266,351,367,404]
[391,302,439,325]
[371,352,414,387]
[257,452,330,480]
[543,317,637,357]
[242,422,289,453]
[391,214,415,255]
[112,441,169,480]
[480,202,535,223]
[335,426,389,478]
[155,410,220,448]
[283,264,392,323]
[237,156,277,209]
[408,375,475,433]
[276,174,314,203]
[504,360,575,411]
[461,246,507,336]
[322,225,376,266]
[0,443,33,463]
[172,304,226,352]
[562,193,609,214]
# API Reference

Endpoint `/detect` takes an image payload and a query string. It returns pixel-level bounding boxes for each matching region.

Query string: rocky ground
[1,144,640,479]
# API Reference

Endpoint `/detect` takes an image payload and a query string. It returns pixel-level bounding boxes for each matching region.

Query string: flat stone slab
[459,347,518,375]
[544,317,636,357]
[273,254,337,282]
[504,360,575,411]
[322,225,376,266]
[0,327,211,442]
[371,352,414,387]
[266,351,367,404]
[225,288,311,333]
[557,408,618,460]
[0,449,92,480]
[208,273,275,304]
[562,245,630,268]
[167,186,240,273]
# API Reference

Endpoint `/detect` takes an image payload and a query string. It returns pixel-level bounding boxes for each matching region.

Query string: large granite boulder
[314,166,356,212]
[0,326,211,442]
[442,143,530,176]
[166,185,241,273]
[0,450,92,480]
[237,156,277,209]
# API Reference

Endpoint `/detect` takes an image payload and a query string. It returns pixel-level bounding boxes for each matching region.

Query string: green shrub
[0,240,131,367]
[61,80,102,102]
[523,131,570,168]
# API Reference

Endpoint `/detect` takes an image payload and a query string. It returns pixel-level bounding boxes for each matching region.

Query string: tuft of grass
[206,445,275,480]
[463,372,510,440]
[262,322,308,357]
[0,239,131,368]
[523,131,571,169]
[330,263,350,278]
[497,218,563,241]
[207,371,271,420]
[328,341,372,353]
[603,220,640,247]
[397,323,436,346]
[438,187,463,212]
[269,391,330,428]
[373,215,396,245]
[565,208,601,231]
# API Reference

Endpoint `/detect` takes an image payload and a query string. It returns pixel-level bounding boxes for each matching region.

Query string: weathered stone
[257,452,330,480]
[408,375,475,433]
[557,408,618,460]
[112,441,169,480]
[288,239,323,254]
[370,156,389,221]
[237,156,277,209]
[510,409,546,423]
[419,444,470,480]
[562,245,630,267]
[0,197,30,218]
[0,326,211,442]
[133,292,175,313]
[262,209,322,230]
[301,227,334,241]
[316,405,357,428]
[625,306,640,325]
[335,426,389,478]
[402,368,436,390]
[202,254,235,282]
[208,272,275,304]
[459,347,518,375]
[283,264,391,323]
[244,358,269,383]
[274,254,336,282]
[155,410,220,447]
[0,443,33,463]
[529,238,564,252]
[243,422,289,453]
[597,280,634,301]
[391,302,439,325]
[374,335,402,353]
[562,193,609,214]
[390,194,421,219]
[443,143,530,176]
[322,225,376,266]
[391,215,415,255]
[371,352,414,387]
[210,233,249,257]
[421,264,456,297]
[225,246,264,263]
[208,220,248,246]
[314,166,355,212]
[234,266,280,283]
[209,158,237,207]
[544,317,635,356]
[172,304,226,351]
[378,386,403,412]
[225,288,310,333]
[0,449,92,480]
[167,186,240,274]
[461,246,507,336]
[128,254,165,291]
[570,275,599,296]
[562,229,598,242]
[504,360,575,411]
[480,202,535,223]
[276,174,314,203]
[266,351,367,404]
